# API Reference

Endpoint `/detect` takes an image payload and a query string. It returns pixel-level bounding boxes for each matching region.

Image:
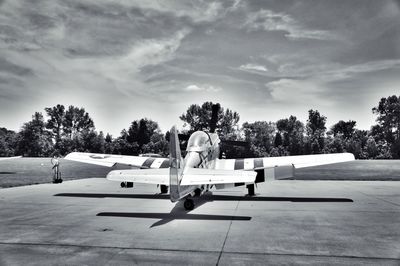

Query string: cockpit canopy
[186,131,211,152]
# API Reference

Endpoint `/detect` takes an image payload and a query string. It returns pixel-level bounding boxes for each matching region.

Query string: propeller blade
[209,103,220,133]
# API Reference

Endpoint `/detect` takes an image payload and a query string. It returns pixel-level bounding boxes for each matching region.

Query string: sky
[0,0,399,136]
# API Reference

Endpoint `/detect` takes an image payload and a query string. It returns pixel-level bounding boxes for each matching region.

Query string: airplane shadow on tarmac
[54,192,353,227]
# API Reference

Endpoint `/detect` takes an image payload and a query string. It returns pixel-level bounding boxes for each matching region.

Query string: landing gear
[160,185,168,194]
[184,198,195,210]
[194,188,202,197]
[247,184,255,196]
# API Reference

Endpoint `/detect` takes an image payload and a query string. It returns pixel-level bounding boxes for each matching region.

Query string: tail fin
[169,126,184,202]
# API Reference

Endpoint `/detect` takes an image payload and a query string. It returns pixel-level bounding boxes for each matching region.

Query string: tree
[372,95,400,158]
[242,121,276,157]
[63,106,94,140]
[0,127,18,156]
[276,115,304,155]
[113,119,167,155]
[306,110,327,154]
[219,108,241,137]
[326,135,344,153]
[17,112,53,156]
[365,137,378,159]
[274,132,282,147]
[347,129,368,159]
[45,104,65,146]
[104,133,114,154]
[45,104,97,155]
[112,129,137,155]
[180,102,240,136]
[331,120,356,139]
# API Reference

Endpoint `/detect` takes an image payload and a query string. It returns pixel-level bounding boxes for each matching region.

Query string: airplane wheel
[58,179,63,183]
[184,198,194,210]
[160,185,168,194]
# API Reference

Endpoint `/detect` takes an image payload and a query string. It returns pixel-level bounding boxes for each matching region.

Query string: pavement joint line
[0,242,399,261]
[216,199,240,266]
[339,182,400,208]
[353,189,400,208]
[373,197,400,207]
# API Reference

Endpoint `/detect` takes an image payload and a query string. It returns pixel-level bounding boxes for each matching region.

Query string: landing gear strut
[247,184,255,196]
[194,188,202,197]
[184,198,195,210]
[160,185,168,194]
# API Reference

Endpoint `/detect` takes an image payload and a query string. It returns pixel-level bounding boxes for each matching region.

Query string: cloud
[1,0,399,134]
[266,78,321,102]
[239,63,268,72]
[184,84,222,92]
[113,0,226,23]
[244,9,335,40]
[0,57,33,76]
[122,29,189,69]
[329,59,400,80]
[266,58,400,110]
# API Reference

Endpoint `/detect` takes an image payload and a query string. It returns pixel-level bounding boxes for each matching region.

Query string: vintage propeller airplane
[65,105,355,210]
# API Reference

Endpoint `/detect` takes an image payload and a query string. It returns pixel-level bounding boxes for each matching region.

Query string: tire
[184,198,195,210]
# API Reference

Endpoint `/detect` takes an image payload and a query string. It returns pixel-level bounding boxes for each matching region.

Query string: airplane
[65,114,355,211]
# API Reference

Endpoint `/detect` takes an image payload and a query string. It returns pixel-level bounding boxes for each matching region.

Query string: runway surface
[0,178,399,265]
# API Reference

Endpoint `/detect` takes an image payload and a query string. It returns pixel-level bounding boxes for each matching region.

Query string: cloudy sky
[1,0,399,136]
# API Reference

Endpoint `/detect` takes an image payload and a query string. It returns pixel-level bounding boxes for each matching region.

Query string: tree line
[1,95,399,159]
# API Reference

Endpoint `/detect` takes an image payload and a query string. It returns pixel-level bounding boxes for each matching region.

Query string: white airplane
[65,126,355,210]
[0,156,21,161]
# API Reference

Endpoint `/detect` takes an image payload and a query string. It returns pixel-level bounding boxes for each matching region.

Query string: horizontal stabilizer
[107,168,169,185]
[180,168,256,186]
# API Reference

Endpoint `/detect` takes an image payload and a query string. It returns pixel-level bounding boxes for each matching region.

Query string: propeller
[209,103,220,133]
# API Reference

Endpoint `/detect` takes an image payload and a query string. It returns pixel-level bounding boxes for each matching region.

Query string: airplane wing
[64,152,169,168]
[215,153,355,171]
[0,156,22,161]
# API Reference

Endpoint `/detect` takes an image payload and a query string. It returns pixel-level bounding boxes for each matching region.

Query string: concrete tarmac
[0,178,399,265]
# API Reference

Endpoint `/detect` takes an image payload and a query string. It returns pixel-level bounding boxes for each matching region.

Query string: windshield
[186,131,211,152]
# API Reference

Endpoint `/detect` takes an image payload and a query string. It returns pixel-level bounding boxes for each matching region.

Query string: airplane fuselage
[174,131,221,201]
